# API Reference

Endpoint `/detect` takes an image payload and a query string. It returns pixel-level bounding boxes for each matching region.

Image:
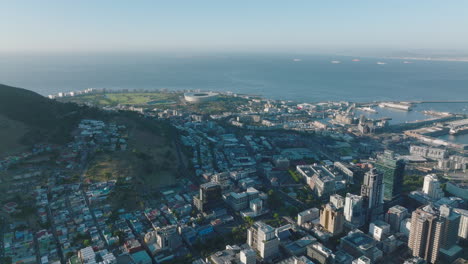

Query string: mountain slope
[0,84,104,146]
[0,84,80,128]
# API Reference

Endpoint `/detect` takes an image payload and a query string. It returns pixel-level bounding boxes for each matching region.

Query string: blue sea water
[0,53,468,103]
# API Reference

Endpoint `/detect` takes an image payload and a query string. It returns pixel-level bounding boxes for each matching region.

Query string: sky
[1,0,468,53]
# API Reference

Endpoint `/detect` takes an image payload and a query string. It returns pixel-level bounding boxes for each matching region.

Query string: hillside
[0,114,29,157]
[0,84,105,149]
[0,84,77,127]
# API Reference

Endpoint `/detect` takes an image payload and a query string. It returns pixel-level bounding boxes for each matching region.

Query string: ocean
[0,53,468,103]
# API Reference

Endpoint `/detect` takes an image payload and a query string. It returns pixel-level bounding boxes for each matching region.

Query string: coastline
[385,56,468,62]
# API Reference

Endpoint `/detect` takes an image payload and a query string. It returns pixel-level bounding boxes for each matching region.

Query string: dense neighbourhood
[1,88,467,264]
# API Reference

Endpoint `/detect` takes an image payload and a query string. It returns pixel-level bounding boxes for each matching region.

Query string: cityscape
[1,1,468,264]
[0,87,467,264]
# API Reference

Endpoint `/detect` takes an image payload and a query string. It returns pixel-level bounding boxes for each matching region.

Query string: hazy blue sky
[1,1,468,53]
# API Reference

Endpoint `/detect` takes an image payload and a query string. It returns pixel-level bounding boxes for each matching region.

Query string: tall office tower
[247,221,279,259]
[422,174,444,200]
[385,205,408,232]
[454,208,468,240]
[408,204,461,264]
[344,193,365,227]
[375,150,405,202]
[361,167,384,221]
[320,202,344,236]
[193,182,223,213]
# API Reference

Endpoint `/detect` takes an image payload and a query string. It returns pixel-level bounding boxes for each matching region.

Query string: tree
[273,213,280,220]
[66,252,75,260]
[1,257,12,264]
[83,239,91,247]
[267,189,282,207]
[244,216,254,226]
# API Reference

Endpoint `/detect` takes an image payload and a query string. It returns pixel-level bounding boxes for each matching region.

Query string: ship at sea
[450,126,468,135]
[331,60,341,64]
[358,106,378,113]
[379,102,412,111]
[448,119,468,135]
[352,59,360,62]
[376,62,387,65]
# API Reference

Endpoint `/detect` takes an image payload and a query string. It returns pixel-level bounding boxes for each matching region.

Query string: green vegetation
[403,174,424,193]
[72,233,92,247]
[0,257,12,264]
[288,169,301,183]
[244,216,254,226]
[231,225,248,243]
[0,84,111,147]
[296,186,320,207]
[267,189,282,208]
[0,115,29,158]
[193,236,227,257]
[265,213,283,227]
[164,254,194,264]
[266,189,301,218]
[85,113,181,210]
[60,92,180,107]
[61,91,250,116]
[181,95,248,114]
[12,204,35,219]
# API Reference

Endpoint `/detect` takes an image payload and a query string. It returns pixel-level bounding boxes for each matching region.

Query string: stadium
[184,92,219,103]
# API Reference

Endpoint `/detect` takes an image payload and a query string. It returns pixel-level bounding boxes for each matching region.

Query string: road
[46,202,65,264]
[0,216,5,260]
[172,127,200,185]
[78,150,109,249]
[126,219,157,264]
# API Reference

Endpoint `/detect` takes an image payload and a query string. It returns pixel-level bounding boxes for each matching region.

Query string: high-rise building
[193,182,223,213]
[212,172,231,191]
[155,225,182,250]
[361,167,384,221]
[320,203,344,236]
[306,242,333,264]
[247,221,279,260]
[344,193,365,227]
[225,187,260,211]
[340,230,383,262]
[240,248,256,264]
[330,194,345,209]
[352,256,371,264]
[454,208,468,240]
[369,220,390,241]
[408,204,461,263]
[298,208,320,226]
[385,205,408,232]
[422,174,444,200]
[375,150,405,202]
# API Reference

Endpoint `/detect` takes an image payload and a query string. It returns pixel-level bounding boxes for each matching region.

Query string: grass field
[61,92,181,107]
[60,92,251,115]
